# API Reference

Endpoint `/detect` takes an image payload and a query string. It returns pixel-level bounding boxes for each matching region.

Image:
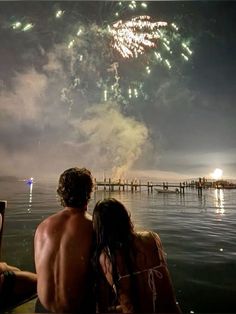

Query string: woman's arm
[0,262,37,309]
[99,251,114,287]
[0,262,20,273]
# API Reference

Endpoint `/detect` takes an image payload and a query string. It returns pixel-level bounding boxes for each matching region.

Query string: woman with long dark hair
[93,198,181,313]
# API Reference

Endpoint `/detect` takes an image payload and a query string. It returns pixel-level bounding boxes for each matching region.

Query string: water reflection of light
[27,181,33,212]
[214,189,224,215]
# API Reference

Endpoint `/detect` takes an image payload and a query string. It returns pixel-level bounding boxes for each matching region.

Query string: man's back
[35,208,94,312]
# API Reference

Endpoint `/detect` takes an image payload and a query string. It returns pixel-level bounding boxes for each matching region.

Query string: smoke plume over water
[0,49,149,179]
[69,102,148,179]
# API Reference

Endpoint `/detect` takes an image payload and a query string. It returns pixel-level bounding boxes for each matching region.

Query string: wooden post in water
[94,178,97,191]
[0,200,7,259]
[104,178,106,190]
[131,181,134,193]
[197,178,203,195]
[118,179,121,191]
[198,182,203,196]
[109,178,111,191]
[150,182,153,193]
[147,181,153,193]
[179,182,185,194]
[139,180,141,192]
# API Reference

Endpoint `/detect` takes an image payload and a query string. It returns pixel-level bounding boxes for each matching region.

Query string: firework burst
[5,1,193,107]
[109,15,167,58]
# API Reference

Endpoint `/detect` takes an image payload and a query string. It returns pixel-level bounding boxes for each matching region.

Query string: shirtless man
[34,167,95,313]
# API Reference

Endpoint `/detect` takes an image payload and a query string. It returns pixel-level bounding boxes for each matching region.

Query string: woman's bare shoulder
[135,231,164,253]
[136,230,161,240]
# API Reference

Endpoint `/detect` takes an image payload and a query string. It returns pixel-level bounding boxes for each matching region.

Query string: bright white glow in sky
[211,168,223,180]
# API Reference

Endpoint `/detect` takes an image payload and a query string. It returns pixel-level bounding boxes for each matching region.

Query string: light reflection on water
[0,180,236,313]
[27,182,33,213]
[214,188,225,215]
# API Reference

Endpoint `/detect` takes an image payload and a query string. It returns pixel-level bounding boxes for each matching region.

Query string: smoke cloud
[0,47,149,179]
[1,69,47,122]
[69,102,148,179]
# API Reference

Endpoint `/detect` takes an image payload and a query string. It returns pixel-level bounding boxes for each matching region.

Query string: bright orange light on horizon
[211,168,223,180]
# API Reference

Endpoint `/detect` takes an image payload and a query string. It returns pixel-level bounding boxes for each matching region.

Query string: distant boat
[26,178,34,185]
[155,188,180,194]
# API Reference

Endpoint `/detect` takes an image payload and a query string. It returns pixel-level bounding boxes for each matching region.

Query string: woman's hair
[93,198,134,250]
[93,198,137,310]
[57,167,93,208]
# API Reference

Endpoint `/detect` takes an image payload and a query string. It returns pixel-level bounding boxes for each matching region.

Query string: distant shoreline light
[211,168,223,180]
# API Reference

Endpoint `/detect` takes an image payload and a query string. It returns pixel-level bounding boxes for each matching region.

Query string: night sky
[0,1,235,180]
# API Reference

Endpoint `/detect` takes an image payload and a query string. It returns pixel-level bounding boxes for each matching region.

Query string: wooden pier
[94,179,204,195]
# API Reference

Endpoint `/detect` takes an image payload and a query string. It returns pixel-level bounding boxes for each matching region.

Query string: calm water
[1,179,236,313]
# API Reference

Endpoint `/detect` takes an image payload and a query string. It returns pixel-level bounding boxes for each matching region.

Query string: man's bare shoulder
[35,209,93,242]
[35,210,66,237]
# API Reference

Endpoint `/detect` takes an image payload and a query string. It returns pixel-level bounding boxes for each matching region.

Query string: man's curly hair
[57,167,93,208]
